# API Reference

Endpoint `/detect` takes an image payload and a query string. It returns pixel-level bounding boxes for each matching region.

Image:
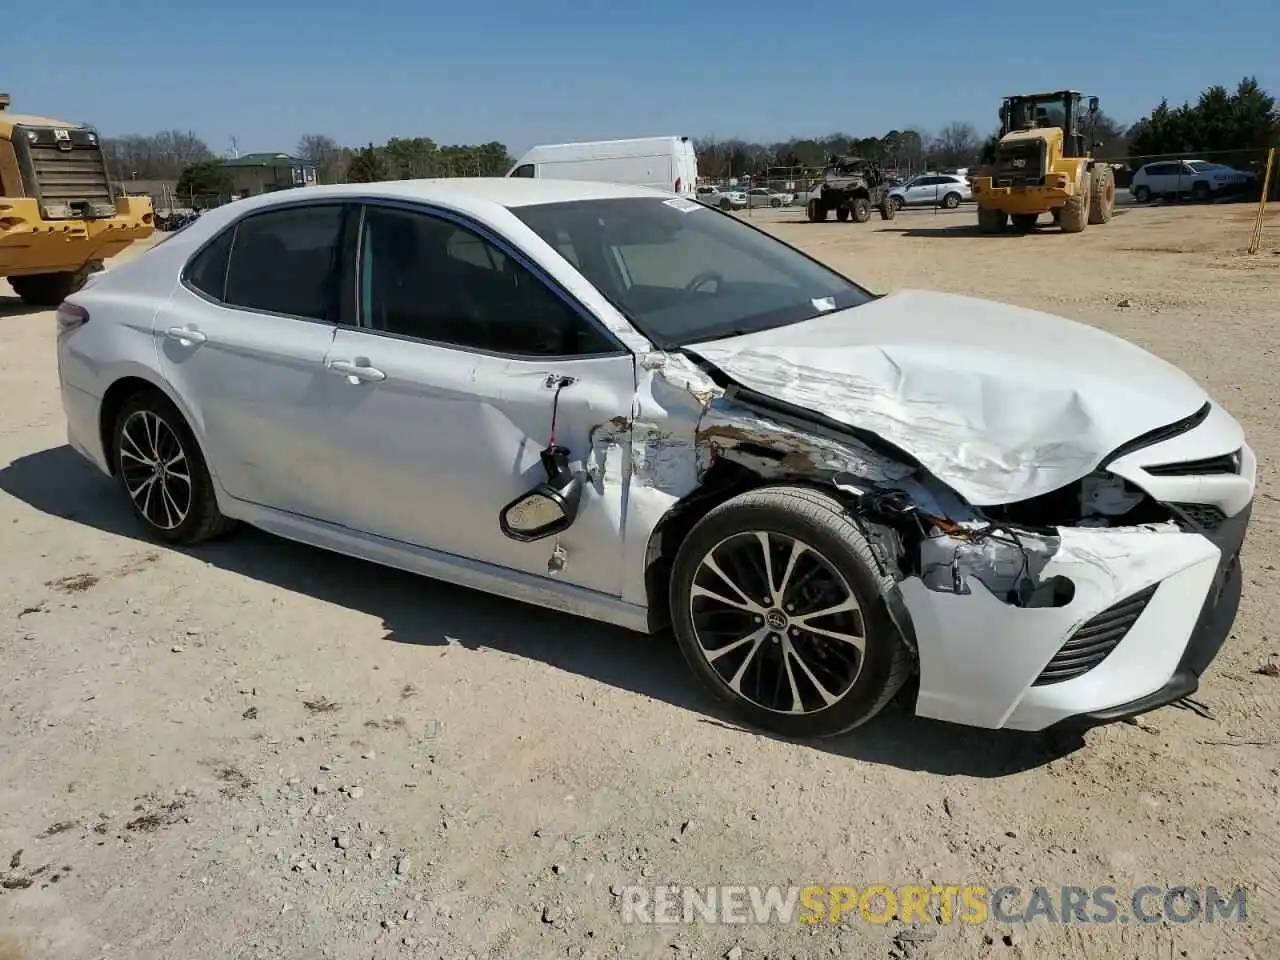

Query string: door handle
[327,358,386,383]
[164,326,207,346]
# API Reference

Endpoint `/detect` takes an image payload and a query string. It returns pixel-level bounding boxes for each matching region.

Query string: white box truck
[507,136,698,196]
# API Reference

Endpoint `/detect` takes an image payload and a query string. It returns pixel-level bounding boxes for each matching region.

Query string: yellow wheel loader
[1,93,154,306]
[970,90,1116,234]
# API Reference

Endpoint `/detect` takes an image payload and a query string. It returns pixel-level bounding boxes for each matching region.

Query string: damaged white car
[56,179,1255,738]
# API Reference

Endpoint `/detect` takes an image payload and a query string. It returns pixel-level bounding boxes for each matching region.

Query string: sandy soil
[2,203,1279,960]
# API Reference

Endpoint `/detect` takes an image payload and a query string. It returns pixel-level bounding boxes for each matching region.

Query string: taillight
[56,302,90,332]
[674,177,682,193]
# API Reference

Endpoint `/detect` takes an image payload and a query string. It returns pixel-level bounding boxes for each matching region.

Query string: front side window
[514,197,872,348]
[222,204,344,320]
[511,164,535,178]
[358,205,617,357]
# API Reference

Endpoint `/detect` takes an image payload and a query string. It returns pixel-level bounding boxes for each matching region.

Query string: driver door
[320,202,638,597]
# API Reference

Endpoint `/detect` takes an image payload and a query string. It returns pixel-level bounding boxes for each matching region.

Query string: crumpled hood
[687,289,1208,505]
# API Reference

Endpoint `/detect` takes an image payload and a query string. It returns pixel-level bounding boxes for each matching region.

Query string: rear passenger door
[153,202,352,519]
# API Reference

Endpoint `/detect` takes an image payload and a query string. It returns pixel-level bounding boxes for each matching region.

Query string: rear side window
[222,205,344,320]
[184,228,234,300]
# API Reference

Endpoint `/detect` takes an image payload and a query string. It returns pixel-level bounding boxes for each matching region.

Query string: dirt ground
[2,202,1279,960]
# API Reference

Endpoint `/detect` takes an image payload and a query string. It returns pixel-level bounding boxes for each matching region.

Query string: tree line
[101,75,1277,191]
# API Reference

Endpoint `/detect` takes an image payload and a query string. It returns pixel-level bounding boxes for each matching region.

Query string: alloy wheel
[688,530,866,715]
[118,409,193,531]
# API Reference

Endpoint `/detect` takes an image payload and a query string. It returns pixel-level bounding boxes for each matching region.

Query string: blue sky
[9,0,1277,156]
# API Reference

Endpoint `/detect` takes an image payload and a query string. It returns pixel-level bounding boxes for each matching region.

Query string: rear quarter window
[183,227,235,300]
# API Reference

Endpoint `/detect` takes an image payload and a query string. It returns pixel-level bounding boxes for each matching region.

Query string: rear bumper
[0,197,153,275]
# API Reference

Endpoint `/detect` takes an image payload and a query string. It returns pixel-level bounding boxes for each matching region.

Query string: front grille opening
[1032,584,1158,686]
[1144,450,1241,477]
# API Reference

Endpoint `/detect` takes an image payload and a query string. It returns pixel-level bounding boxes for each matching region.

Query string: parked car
[889,174,971,210]
[1130,160,1255,203]
[695,184,747,210]
[57,179,1254,738]
[745,187,788,208]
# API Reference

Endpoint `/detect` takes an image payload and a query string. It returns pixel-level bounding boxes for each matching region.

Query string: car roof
[221,177,668,218]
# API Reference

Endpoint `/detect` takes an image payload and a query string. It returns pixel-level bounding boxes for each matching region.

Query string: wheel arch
[640,460,918,658]
[98,373,210,480]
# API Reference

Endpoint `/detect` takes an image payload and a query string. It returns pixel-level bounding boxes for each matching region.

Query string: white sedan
[56,178,1255,738]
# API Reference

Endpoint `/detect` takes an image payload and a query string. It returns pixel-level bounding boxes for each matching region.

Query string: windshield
[513,197,872,348]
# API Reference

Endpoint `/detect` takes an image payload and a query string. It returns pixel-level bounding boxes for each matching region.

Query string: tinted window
[184,227,234,300]
[358,205,616,357]
[514,197,872,348]
[1144,163,1176,176]
[511,164,535,178]
[223,205,344,320]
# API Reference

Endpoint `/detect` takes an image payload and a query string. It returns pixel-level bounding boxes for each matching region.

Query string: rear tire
[669,485,912,739]
[878,199,896,221]
[941,192,961,209]
[111,389,237,545]
[835,206,850,222]
[977,207,1006,233]
[1059,177,1090,233]
[9,264,95,306]
[1011,213,1038,231]
[1191,181,1211,202]
[891,195,904,211]
[1088,165,1116,224]
[1132,184,1151,203]
[807,199,828,222]
[851,197,871,222]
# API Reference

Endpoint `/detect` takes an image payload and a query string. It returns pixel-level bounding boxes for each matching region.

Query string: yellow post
[1248,147,1276,254]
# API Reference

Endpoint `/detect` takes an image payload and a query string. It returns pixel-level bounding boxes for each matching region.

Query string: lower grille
[1033,584,1158,686]
[1170,503,1227,532]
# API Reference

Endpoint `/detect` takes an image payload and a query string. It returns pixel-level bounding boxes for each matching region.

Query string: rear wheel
[1088,165,1116,224]
[878,199,896,221]
[851,197,872,222]
[941,192,961,209]
[111,389,237,545]
[669,486,911,738]
[1059,177,1090,233]
[9,264,96,306]
[807,199,828,222]
[977,206,1006,233]
[835,206,850,222]
[891,195,904,211]
[1011,213,1039,231]
[1132,184,1151,203]
[1191,181,1211,202]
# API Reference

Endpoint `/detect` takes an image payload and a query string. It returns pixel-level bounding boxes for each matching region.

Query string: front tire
[850,197,872,222]
[112,389,237,544]
[807,199,828,222]
[878,199,896,221]
[1088,165,1116,224]
[669,486,911,738]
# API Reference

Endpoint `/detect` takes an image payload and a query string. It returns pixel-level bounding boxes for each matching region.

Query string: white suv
[1130,160,1254,203]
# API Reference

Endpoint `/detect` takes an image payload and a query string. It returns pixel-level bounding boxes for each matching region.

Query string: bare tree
[100,131,213,181]
[930,121,981,168]
[296,133,350,184]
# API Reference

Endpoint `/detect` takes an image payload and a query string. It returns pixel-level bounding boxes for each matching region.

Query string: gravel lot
[2,201,1279,960]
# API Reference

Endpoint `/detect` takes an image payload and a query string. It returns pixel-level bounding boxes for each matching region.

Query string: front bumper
[1048,500,1249,729]
[900,490,1252,732]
